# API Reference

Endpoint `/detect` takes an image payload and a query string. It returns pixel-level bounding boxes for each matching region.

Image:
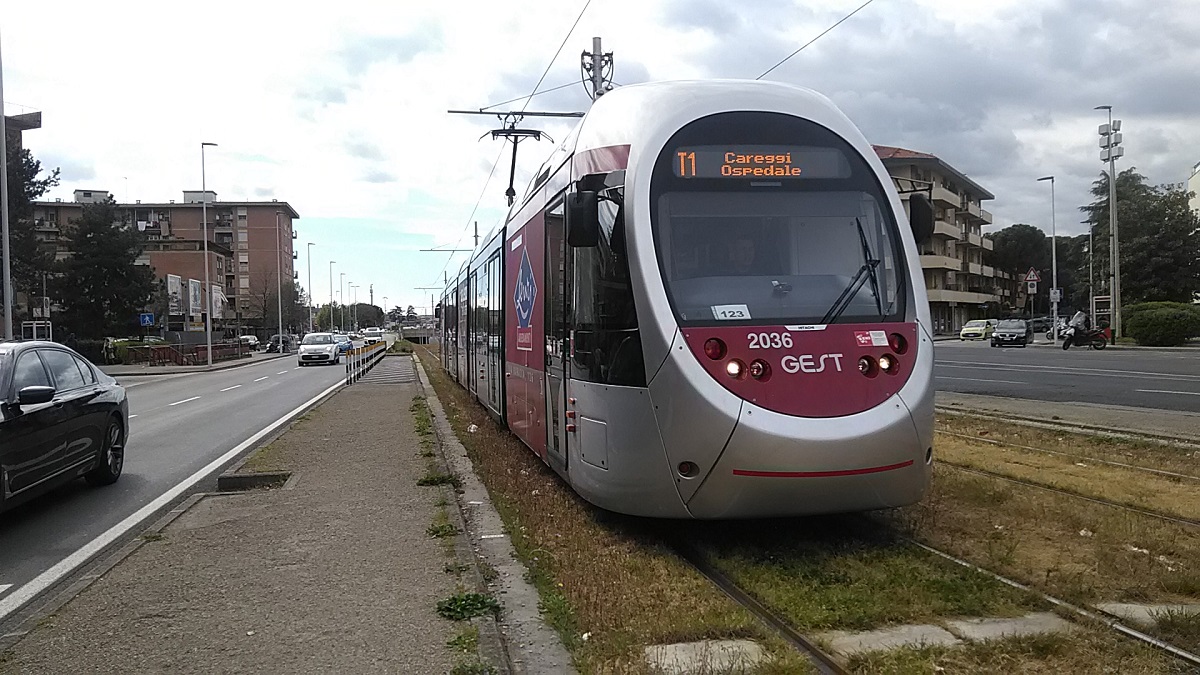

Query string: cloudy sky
[6,0,1198,313]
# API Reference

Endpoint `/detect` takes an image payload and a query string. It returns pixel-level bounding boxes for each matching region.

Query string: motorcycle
[1060,325,1107,350]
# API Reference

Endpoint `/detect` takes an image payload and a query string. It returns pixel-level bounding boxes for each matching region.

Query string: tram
[441,80,936,518]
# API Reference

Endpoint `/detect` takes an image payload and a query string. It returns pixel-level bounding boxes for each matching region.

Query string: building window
[238,253,249,262]
[238,242,248,250]
[239,277,250,289]
[237,231,248,242]
[239,262,249,273]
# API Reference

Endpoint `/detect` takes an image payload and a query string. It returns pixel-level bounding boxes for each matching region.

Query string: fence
[345,341,387,385]
[124,341,249,366]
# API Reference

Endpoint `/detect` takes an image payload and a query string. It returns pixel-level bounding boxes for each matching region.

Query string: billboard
[211,284,225,320]
[167,274,183,315]
[188,279,202,317]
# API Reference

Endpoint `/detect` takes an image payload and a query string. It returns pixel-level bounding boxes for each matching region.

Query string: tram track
[938,461,1200,530]
[935,406,1200,450]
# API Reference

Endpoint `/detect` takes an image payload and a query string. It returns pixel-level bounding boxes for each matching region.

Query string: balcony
[964,201,981,218]
[982,265,994,277]
[926,289,1000,305]
[932,184,960,207]
[933,220,959,238]
[981,237,993,251]
[919,254,962,271]
[967,232,983,247]
[980,208,993,224]
[967,262,982,275]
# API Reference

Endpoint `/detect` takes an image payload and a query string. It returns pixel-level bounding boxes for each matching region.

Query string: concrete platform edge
[413,354,577,674]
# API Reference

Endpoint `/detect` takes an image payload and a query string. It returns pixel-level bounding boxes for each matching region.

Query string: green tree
[53,199,156,338]
[1080,169,1200,304]
[3,143,60,320]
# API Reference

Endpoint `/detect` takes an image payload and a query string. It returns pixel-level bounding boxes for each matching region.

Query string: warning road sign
[1024,268,1041,283]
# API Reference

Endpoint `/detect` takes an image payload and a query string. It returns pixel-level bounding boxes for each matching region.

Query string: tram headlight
[704,338,727,360]
[748,359,771,381]
[858,356,878,377]
[726,359,745,379]
[879,354,897,374]
[888,333,908,354]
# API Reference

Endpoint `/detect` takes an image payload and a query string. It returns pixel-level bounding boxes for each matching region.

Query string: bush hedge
[1124,302,1200,346]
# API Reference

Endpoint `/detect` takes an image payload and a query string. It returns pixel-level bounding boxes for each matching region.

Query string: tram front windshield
[650,112,907,327]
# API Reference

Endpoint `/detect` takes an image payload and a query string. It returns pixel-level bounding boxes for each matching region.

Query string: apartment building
[31,191,299,327]
[875,145,1015,334]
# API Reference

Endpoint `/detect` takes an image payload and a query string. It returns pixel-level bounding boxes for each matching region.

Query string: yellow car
[959,319,997,340]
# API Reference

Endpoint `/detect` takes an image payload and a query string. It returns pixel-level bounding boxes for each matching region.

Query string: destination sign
[673,145,850,179]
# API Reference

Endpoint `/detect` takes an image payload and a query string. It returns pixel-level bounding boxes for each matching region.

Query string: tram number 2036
[748,332,794,349]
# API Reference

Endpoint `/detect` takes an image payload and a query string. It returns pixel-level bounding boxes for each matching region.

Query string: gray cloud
[345,138,385,161]
[254,187,275,198]
[338,28,442,75]
[296,85,350,106]
[41,154,94,182]
[364,169,397,184]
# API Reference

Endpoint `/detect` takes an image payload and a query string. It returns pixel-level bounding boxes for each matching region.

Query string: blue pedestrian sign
[139,313,155,327]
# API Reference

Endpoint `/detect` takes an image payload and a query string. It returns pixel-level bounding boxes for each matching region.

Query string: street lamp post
[1083,220,1094,318]
[201,142,218,366]
[1037,176,1058,346]
[1096,105,1124,338]
[351,284,359,330]
[306,242,315,333]
[328,261,335,331]
[383,296,388,327]
[339,273,346,330]
[275,211,284,351]
[1,30,13,340]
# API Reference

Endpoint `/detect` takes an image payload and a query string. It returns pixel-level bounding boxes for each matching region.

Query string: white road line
[128,414,138,419]
[220,385,242,392]
[938,359,1200,382]
[0,584,11,595]
[1136,389,1200,396]
[293,368,302,371]
[277,371,288,375]
[167,396,200,406]
[254,377,269,382]
[938,376,1024,385]
[0,378,346,623]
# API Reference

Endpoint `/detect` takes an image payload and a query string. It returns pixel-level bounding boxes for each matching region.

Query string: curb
[413,354,577,675]
[216,471,292,491]
[0,492,208,652]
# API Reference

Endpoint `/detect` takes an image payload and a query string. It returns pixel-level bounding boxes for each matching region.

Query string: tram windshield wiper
[820,218,884,324]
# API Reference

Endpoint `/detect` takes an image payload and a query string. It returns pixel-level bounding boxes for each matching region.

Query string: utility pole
[581,37,613,100]
[275,211,284,350]
[474,221,479,248]
[1096,106,1124,338]
[0,29,11,340]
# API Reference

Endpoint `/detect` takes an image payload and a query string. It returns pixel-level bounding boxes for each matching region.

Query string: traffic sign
[1050,288,1062,303]
[139,312,155,327]
[1024,268,1041,283]
[1027,281,1037,294]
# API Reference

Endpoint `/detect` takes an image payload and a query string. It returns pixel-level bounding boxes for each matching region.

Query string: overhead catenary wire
[756,0,877,80]
[480,81,578,111]
[432,0,592,289]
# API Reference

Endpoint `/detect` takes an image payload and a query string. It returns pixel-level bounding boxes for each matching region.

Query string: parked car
[297,332,341,366]
[991,319,1034,347]
[239,335,260,351]
[0,340,128,513]
[959,319,997,341]
[334,334,353,353]
[1029,316,1051,333]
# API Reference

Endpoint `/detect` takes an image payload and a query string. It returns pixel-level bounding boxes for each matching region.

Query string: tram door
[544,196,569,476]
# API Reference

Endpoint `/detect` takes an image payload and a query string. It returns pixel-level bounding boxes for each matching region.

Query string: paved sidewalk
[100,350,290,376]
[0,357,472,673]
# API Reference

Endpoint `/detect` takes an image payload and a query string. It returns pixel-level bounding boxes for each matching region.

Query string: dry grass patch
[936,414,1200,479]
[892,467,1200,653]
[848,629,1180,674]
[415,346,813,674]
[936,432,1200,523]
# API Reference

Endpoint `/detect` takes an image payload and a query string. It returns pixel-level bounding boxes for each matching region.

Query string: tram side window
[572,191,646,387]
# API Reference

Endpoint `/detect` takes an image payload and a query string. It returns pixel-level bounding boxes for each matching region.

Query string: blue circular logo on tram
[514,248,537,329]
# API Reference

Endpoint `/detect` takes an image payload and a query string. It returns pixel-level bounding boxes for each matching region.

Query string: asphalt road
[0,351,351,625]
[934,339,1200,413]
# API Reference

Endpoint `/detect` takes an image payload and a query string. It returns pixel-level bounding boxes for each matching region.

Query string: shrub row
[1123,302,1200,346]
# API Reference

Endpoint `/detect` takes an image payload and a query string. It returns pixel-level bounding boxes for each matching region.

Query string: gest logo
[780,353,844,374]
[514,248,537,329]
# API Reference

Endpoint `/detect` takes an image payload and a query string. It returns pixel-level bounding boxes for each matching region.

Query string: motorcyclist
[1069,310,1091,331]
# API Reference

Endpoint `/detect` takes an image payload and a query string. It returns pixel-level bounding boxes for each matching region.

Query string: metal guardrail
[124,341,248,366]
[345,341,387,385]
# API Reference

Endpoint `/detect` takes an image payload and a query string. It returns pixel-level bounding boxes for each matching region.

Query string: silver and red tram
[441,80,936,518]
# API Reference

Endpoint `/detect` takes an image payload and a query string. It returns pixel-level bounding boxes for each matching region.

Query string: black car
[1029,316,1051,333]
[0,341,128,513]
[991,319,1034,347]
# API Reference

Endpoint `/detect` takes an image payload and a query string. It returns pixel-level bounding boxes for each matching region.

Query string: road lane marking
[167,396,201,406]
[0,377,346,623]
[938,376,1024,385]
[220,385,242,392]
[293,368,302,371]
[128,414,138,419]
[254,377,269,382]
[277,371,288,375]
[938,359,1200,381]
[0,584,11,595]
[1136,389,1200,396]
